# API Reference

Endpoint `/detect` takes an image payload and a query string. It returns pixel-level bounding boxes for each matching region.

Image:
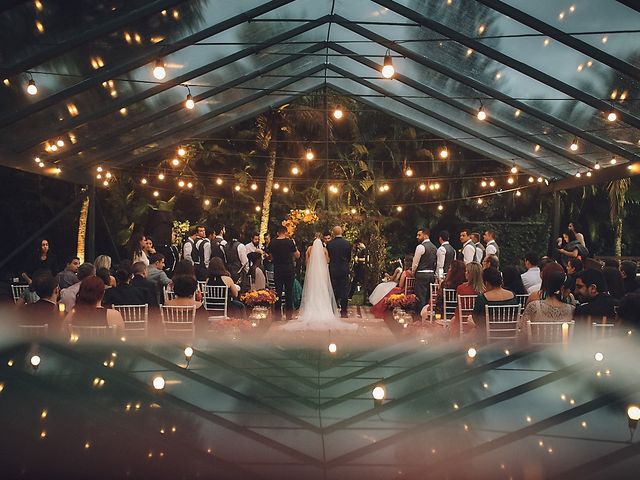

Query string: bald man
[326,226,351,317]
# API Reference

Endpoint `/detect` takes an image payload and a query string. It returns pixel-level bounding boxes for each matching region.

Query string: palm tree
[255,111,279,242]
[607,178,630,257]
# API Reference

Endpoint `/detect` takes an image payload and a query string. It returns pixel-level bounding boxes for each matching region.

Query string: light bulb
[477,198,483,205]
[273,182,280,189]
[152,60,166,80]
[105,172,112,179]
[178,180,185,187]
[350,208,357,214]
[103,180,109,186]
[185,94,195,110]
[439,147,449,159]
[204,199,210,206]
[610,157,617,165]
[187,181,193,189]
[607,110,617,122]
[333,109,343,119]
[291,166,300,175]
[481,180,487,187]
[255,205,261,212]
[184,347,194,359]
[489,180,496,187]
[434,182,440,190]
[515,190,522,197]
[250,183,258,190]
[507,177,514,184]
[570,138,578,151]
[54,167,61,174]
[537,177,544,183]
[419,183,426,191]
[152,376,165,390]
[628,405,640,421]
[50,144,57,152]
[216,178,223,185]
[305,148,314,161]
[141,178,147,185]
[171,158,180,167]
[372,386,386,400]
[282,186,289,193]
[27,79,38,95]
[30,355,41,367]
[56,139,64,147]
[158,173,165,180]
[510,165,518,174]
[153,190,159,197]
[96,166,103,172]
[177,147,186,157]
[586,171,592,177]
[381,51,395,78]
[328,343,337,353]
[234,185,241,191]
[594,162,601,170]
[405,168,413,177]
[528,176,534,183]
[437,204,444,211]
[477,106,486,121]
[594,352,604,362]
[34,157,40,163]
[467,347,477,358]
[396,206,403,212]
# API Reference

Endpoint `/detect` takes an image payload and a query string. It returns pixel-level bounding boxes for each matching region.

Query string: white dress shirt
[436,241,450,275]
[237,243,249,272]
[486,240,498,256]
[475,245,484,263]
[183,238,195,264]
[411,239,432,274]
[521,266,542,293]
[462,240,476,264]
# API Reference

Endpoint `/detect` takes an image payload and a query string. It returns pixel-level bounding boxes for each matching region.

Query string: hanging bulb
[610,156,617,165]
[586,171,592,177]
[158,173,165,180]
[439,146,449,159]
[250,183,258,191]
[333,108,343,120]
[27,78,38,95]
[215,177,223,185]
[477,198,483,205]
[477,103,487,121]
[576,171,582,178]
[570,138,578,151]
[152,60,166,80]
[234,185,241,191]
[185,94,195,110]
[489,180,496,187]
[282,186,290,193]
[141,178,148,185]
[273,182,280,190]
[507,177,514,184]
[607,109,617,122]
[56,139,65,147]
[594,162,601,170]
[405,167,413,177]
[481,180,487,188]
[437,204,444,211]
[537,177,544,183]
[396,206,403,212]
[177,147,186,157]
[381,50,395,79]
[171,158,180,167]
[510,164,518,174]
[178,180,185,188]
[305,148,314,161]
[153,190,159,197]
[515,190,522,197]
[291,166,300,175]
[419,183,426,191]
[528,176,534,183]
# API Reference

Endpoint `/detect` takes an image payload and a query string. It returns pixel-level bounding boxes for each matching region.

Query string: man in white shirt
[436,230,455,278]
[182,228,198,264]
[412,228,437,312]
[483,230,500,258]
[245,232,263,256]
[471,232,484,263]
[521,252,542,293]
[459,229,476,264]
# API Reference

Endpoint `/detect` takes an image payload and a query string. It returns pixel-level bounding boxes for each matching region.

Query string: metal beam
[545,161,640,191]
[327,65,565,178]
[329,42,591,173]
[20,18,331,152]
[0,0,297,129]
[475,0,640,80]
[368,1,640,130]
[91,65,325,169]
[44,43,327,165]
[334,17,640,164]
[616,1,640,14]
[1,0,189,78]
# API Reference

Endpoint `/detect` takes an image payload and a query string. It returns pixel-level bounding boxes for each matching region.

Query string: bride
[282,235,356,331]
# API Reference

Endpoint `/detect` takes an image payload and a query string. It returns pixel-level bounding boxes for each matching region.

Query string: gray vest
[417,240,437,271]
[487,240,500,258]
[443,243,456,272]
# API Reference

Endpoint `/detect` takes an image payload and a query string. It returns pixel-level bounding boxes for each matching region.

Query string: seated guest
[369,258,404,306]
[164,275,202,310]
[583,257,604,271]
[172,259,197,281]
[565,258,583,294]
[450,261,485,335]
[15,268,49,305]
[482,254,499,270]
[102,269,147,307]
[617,293,640,330]
[421,260,466,321]
[206,257,245,317]
[130,262,158,307]
[370,256,413,319]
[602,266,625,301]
[147,253,172,302]
[247,252,266,291]
[527,263,566,304]
[518,269,574,337]
[55,256,80,290]
[520,253,541,293]
[96,267,113,288]
[502,266,527,295]
[574,269,616,321]
[19,273,63,334]
[63,277,124,330]
[620,260,639,294]
[94,255,116,287]
[472,267,519,331]
[60,263,96,312]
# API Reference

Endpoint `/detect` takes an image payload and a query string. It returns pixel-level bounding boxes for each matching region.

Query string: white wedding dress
[281,239,357,331]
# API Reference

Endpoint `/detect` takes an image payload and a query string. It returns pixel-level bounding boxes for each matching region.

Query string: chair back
[443,288,458,321]
[404,277,415,295]
[590,316,615,340]
[203,285,228,319]
[161,305,196,338]
[11,285,29,303]
[17,324,49,338]
[527,320,574,345]
[457,295,476,337]
[113,304,148,337]
[516,294,529,313]
[428,282,439,320]
[163,285,176,303]
[265,270,275,290]
[70,324,118,340]
[485,304,521,342]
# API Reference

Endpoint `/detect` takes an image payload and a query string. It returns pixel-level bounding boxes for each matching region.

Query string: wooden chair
[527,320,575,345]
[163,285,176,303]
[161,305,196,338]
[11,285,29,304]
[428,282,439,320]
[197,281,207,293]
[265,270,275,290]
[516,294,529,313]
[17,324,49,338]
[457,295,476,337]
[404,277,415,295]
[70,324,118,340]
[203,285,228,320]
[485,304,521,342]
[443,288,458,322]
[113,304,149,337]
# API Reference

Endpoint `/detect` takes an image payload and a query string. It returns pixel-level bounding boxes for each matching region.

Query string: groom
[326,226,351,318]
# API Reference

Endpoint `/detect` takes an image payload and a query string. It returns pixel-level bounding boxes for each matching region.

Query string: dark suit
[131,275,158,307]
[327,236,351,314]
[20,299,63,334]
[103,284,147,307]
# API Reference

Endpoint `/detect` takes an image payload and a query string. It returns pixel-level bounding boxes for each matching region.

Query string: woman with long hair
[602,266,625,300]
[247,252,266,291]
[472,267,519,331]
[420,260,466,321]
[63,277,124,329]
[206,257,245,317]
[450,261,485,335]
[21,239,56,284]
[94,255,116,286]
[502,265,527,295]
[127,232,149,266]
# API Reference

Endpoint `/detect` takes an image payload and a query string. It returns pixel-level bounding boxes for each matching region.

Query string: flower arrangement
[385,293,418,309]
[241,289,278,307]
[282,208,318,236]
[172,220,190,249]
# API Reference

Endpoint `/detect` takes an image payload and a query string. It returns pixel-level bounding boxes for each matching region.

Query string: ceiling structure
[1,0,639,187]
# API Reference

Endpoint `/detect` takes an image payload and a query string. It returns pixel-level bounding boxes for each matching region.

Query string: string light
[333,108,343,119]
[184,86,195,110]
[537,177,544,183]
[476,101,487,121]
[350,208,357,214]
[178,180,185,188]
[255,205,261,212]
[439,146,449,159]
[467,347,477,358]
[234,185,241,191]
[586,171,592,177]
[507,177,514,184]
[489,180,496,187]
[437,204,444,211]
[204,199,210,206]
[171,158,180,167]
[141,178,147,185]
[30,355,41,370]
[372,386,386,400]
[528,176,535,183]
[607,109,617,122]
[477,198,483,205]
[594,162,601,170]
[102,180,109,186]
[187,181,193,189]
[381,49,395,79]
[481,180,487,188]
[105,172,112,179]
[610,156,617,165]
[570,138,579,151]
[576,171,582,178]
[282,186,290,193]
[96,166,103,172]
[328,343,337,353]
[291,166,300,175]
[405,167,413,177]
[250,183,258,190]
[158,173,165,180]
[329,184,339,194]
[305,148,314,161]
[177,147,186,157]
[56,139,65,147]
[510,164,518,174]
[152,59,166,80]
[419,183,426,191]
[27,77,38,95]
[215,177,223,185]
[396,206,403,212]
[273,182,280,189]
[515,190,522,197]
[152,376,165,390]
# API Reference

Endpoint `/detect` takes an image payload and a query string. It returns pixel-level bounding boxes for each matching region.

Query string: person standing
[412,228,437,313]
[209,223,228,267]
[225,228,249,284]
[483,230,500,258]
[326,226,352,318]
[471,233,485,263]
[245,232,263,256]
[459,229,476,264]
[182,228,198,264]
[267,225,300,320]
[349,240,368,299]
[436,230,456,279]
[21,239,57,284]
[194,225,210,281]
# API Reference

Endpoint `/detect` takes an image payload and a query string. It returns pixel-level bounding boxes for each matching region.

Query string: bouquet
[385,293,418,309]
[241,289,278,307]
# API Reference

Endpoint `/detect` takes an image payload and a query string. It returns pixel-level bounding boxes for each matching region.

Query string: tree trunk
[77,195,90,263]
[259,145,276,243]
[607,178,629,258]
[614,219,623,258]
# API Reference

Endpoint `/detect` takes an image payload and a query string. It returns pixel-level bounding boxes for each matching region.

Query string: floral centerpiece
[241,289,278,307]
[385,293,417,309]
[282,208,318,236]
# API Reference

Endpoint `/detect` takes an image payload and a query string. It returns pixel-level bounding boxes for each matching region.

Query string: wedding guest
[472,267,519,332]
[60,263,96,312]
[483,230,500,258]
[450,261,485,335]
[147,253,172,301]
[527,263,567,304]
[144,237,156,256]
[602,266,625,301]
[206,257,245,317]
[96,267,113,288]
[502,266,527,295]
[568,221,586,247]
[620,260,639,294]
[421,260,466,321]
[322,231,332,247]
[521,253,541,293]
[94,255,116,286]
[436,231,456,279]
[412,227,437,313]
[369,258,404,306]
[225,227,248,284]
[165,275,202,310]
[182,227,199,264]
[459,229,476,264]
[56,256,80,290]
[370,256,413,319]
[471,232,485,263]
[247,252,266,291]
[518,268,574,338]
[574,269,615,321]
[130,262,158,307]
[16,268,48,305]
[209,223,227,266]
[172,259,197,281]
[327,226,352,318]
[267,225,300,321]
[127,232,149,266]
[194,225,210,280]
[557,229,588,268]
[19,273,63,334]
[349,240,368,299]
[482,254,499,270]
[565,257,583,293]
[21,239,56,284]
[63,277,124,330]
[102,269,147,307]
[245,232,263,255]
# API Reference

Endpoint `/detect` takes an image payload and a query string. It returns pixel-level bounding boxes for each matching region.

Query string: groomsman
[327,226,351,318]
[483,230,500,258]
[412,228,437,312]
[436,231,455,278]
[267,225,300,321]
